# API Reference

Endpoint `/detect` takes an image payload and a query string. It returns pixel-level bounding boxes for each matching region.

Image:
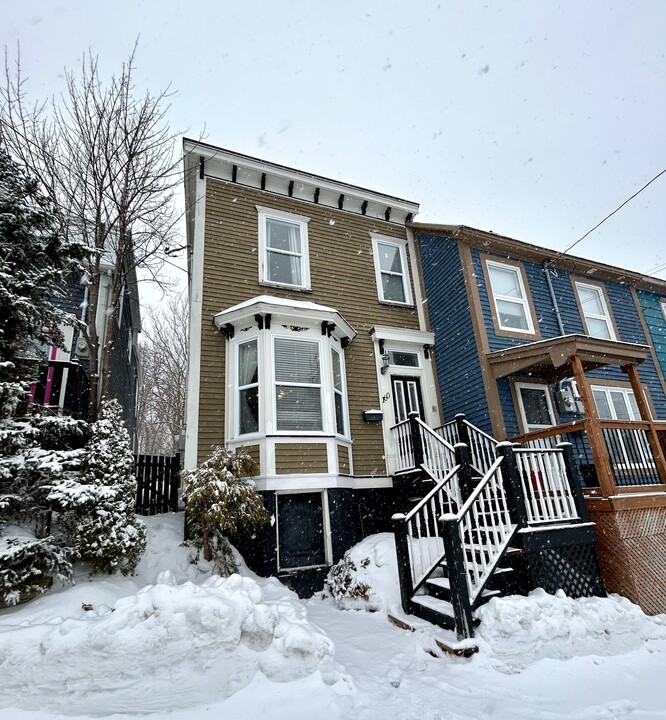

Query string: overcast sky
[3,1,666,300]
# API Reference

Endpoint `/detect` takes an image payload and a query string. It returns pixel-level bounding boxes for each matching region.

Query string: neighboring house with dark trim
[183,139,438,595]
[30,255,141,447]
[414,223,666,613]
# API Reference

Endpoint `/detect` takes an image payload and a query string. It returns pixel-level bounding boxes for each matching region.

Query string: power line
[561,167,666,256]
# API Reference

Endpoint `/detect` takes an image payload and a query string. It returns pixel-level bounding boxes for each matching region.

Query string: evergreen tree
[54,399,146,574]
[182,447,270,566]
[0,149,86,605]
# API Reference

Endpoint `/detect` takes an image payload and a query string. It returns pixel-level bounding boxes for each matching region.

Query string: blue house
[413,223,666,614]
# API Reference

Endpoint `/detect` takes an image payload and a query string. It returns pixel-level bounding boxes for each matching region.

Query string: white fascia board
[185,140,420,219]
[370,325,435,346]
[214,295,357,342]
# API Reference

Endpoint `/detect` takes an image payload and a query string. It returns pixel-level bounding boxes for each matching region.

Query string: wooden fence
[134,454,181,515]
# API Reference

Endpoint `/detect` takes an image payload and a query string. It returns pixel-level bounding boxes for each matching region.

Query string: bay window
[237,339,259,435]
[274,337,322,432]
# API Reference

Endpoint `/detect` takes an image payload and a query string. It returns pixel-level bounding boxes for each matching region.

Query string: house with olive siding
[183,139,438,593]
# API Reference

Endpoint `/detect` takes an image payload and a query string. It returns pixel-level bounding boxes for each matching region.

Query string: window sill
[377,299,415,309]
[259,281,313,294]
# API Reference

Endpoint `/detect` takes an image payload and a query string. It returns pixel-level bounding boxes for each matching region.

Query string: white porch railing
[392,418,414,473]
[514,448,579,525]
[402,465,461,590]
[454,456,516,604]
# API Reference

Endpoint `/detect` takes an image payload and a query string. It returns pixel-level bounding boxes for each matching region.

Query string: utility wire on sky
[561,167,666,256]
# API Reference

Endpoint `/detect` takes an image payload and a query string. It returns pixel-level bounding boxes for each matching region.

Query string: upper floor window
[486,260,535,334]
[574,282,616,341]
[372,236,412,305]
[258,206,310,290]
[660,299,666,323]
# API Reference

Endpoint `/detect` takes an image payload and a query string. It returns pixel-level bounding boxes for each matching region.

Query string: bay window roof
[213,295,357,344]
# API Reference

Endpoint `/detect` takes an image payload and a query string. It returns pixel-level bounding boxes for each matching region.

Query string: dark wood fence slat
[134,453,181,516]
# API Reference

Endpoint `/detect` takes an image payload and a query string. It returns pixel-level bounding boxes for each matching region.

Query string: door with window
[391,376,424,423]
[515,382,556,433]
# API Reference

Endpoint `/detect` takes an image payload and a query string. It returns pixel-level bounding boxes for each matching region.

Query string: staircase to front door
[391,413,601,639]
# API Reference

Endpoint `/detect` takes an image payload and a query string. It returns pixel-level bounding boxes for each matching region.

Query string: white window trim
[486,260,535,335]
[660,299,666,323]
[574,281,616,341]
[590,385,645,421]
[331,346,350,439]
[371,234,413,306]
[236,337,261,437]
[515,382,556,432]
[257,205,311,291]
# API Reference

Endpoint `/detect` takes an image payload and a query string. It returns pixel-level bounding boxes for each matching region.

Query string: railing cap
[555,441,573,448]
[391,513,406,521]
[496,441,515,448]
[453,442,469,450]
[455,413,466,419]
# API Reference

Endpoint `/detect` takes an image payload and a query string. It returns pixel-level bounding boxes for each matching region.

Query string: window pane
[331,349,342,391]
[489,265,523,299]
[586,317,612,340]
[593,389,612,419]
[238,340,258,386]
[578,285,605,315]
[382,273,406,303]
[520,388,553,427]
[610,391,631,420]
[627,392,641,420]
[388,351,419,367]
[275,339,320,383]
[496,299,529,330]
[267,250,302,286]
[276,386,322,430]
[239,387,259,434]
[378,243,403,273]
[267,218,301,253]
[334,393,344,435]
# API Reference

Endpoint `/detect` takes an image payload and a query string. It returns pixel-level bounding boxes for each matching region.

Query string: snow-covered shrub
[182,447,270,568]
[325,533,403,612]
[55,399,146,575]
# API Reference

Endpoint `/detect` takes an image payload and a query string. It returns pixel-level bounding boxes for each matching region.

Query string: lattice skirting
[590,507,666,615]
[525,542,605,599]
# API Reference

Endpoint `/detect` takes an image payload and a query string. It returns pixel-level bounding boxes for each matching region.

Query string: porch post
[622,363,666,485]
[570,354,616,498]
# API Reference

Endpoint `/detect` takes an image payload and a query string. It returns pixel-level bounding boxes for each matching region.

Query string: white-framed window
[257,206,310,290]
[331,347,346,436]
[237,338,259,435]
[388,350,420,368]
[273,337,322,432]
[486,260,535,334]
[372,236,412,305]
[515,382,556,432]
[591,385,642,421]
[574,282,616,341]
[660,299,666,323]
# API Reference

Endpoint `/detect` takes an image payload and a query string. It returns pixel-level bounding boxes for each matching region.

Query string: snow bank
[0,515,340,716]
[476,588,666,672]
[325,533,402,613]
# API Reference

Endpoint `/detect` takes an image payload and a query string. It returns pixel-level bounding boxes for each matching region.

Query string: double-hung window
[574,282,616,340]
[331,348,345,436]
[258,207,310,290]
[372,236,412,305]
[274,337,322,431]
[486,260,535,334]
[237,339,259,435]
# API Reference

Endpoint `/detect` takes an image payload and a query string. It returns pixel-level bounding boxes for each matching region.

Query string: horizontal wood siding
[275,443,328,474]
[239,444,261,469]
[468,247,666,420]
[418,234,491,433]
[338,444,350,475]
[197,179,421,471]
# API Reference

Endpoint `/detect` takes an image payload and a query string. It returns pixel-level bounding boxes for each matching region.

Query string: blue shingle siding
[637,289,666,381]
[418,234,492,433]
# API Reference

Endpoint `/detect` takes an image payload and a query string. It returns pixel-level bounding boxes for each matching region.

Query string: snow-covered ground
[1,515,665,720]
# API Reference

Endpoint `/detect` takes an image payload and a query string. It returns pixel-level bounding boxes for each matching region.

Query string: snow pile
[325,533,402,613]
[476,588,666,672]
[0,515,340,716]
